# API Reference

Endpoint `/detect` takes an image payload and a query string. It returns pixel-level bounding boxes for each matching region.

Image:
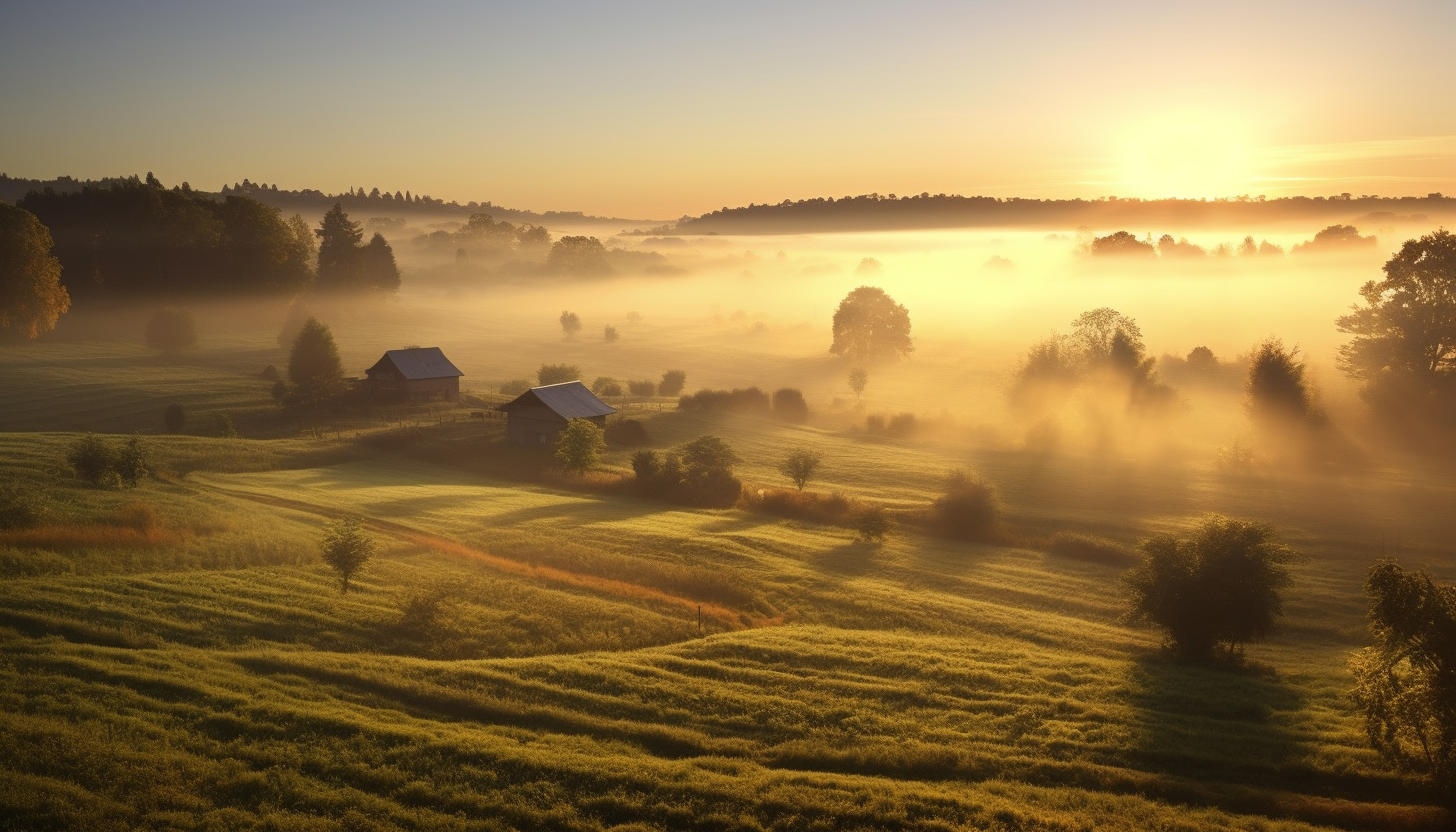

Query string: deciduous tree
[1123,515,1295,660]
[555,419,606,474]
[830,286,914,363]
[286,318,346,406]
[0,202,69,339]
[778,448,822,491]
[1351,560,1456,801]
[320,517,375,594]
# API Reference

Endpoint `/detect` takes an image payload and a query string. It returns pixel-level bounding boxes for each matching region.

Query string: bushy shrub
[855,506,893,542]
[67,434,119,487]
[632,436,741,507]
[886,412,917,437]
[537,363,580,386]
[751,488,856,525]
[591,376,624,397]
[865,414,885,433]
[605,418,650,446]
[627,379,657,396]
[772,388,810,423]
[0,486,51,529]
[603,324,619,343]
[659,369,687,396]
[930,469,1000,541]
[678,387,771,415]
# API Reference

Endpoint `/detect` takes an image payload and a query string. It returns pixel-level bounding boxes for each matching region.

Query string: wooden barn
[498,381,616,446]
[363,347,464,402]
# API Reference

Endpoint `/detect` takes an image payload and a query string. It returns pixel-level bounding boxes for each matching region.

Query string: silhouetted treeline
[17,174,314,301]
[668,192,1455,235]
[0,174,644,225]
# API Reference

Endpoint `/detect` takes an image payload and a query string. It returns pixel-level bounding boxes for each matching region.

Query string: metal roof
[499,381,617,419]
[367,347,463,380]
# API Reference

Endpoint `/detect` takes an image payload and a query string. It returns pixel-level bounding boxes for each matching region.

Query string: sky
[2,0,1453,219]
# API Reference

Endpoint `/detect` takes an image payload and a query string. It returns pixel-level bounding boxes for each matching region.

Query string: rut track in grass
[186,479,765,630]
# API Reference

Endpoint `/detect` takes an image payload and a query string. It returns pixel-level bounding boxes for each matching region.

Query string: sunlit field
[2,223,1453,830]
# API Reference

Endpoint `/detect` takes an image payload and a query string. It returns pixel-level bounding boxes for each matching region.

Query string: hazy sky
[2,0,1452,218]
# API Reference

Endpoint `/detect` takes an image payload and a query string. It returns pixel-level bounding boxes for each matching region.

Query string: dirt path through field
[190,480,756,630]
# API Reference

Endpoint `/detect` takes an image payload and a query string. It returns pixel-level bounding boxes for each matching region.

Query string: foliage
[855,505,892,542]
[1091,231,1155,257]
[830,285,914,363]
[66,434,118,487]
[285,317,346,406]
[1350,559,1456,800]
[547,236,612,276]
[591,376,623,397]
[632,436,742,507]
[1011,308,1172,412]
[678,386,771,414]
[627,378,657,396]
[772,387,810,423]
[848,367,868,397]
[18,176,311,301]
[314,204,399,292]
[114,436,150,487]
[746,487,857,526]
[319,516,375,594]
[560,310,582,338]
[1246,338,1315,427]
[212,413,238,439]
[537,363,580,386]
[659,369,687,396]
[162,403,185,433]
[604,324,619,343]
[777,448,823,491]
[554,419,606,474]
[0,485,52,529]
[0,201,69,339]
[604,418,651,446]
[1296,224,1378,254]
[1123,515,1295,660]
[143,307,197,353]
[1336,230,1456,388]
[1186,346,1218,373]
[930,469,1000,541]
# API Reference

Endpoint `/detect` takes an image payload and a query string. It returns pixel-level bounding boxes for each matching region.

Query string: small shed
[363,347,463,402]
[498,381,616,446]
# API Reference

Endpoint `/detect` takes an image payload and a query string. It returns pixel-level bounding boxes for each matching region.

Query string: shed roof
[367,347,463,380]
[498,381,617,419]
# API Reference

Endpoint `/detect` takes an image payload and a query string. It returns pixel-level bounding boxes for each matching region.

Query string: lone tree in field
[560,310,582,339]
[1351,560,1456,802]
[0,201,69,340]
[555,418,606,474]
[830,286,914,364]
[320,516,375,594]
[66,434,118,487]
[778,448,822,491]
[1123,515,1295,660]
[286,317,347,406]
[848,368,868,399]
[1245,338,1316,428]
[144,307,198,353]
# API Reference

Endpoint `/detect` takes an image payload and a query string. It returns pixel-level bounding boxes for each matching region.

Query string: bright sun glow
[1119,115,1253,198]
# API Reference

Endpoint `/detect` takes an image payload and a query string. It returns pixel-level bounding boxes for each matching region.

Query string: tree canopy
[1337,230,1456,384]
[320,517,375,594]
[0,202,69,339]
[1350,560,1456,801]
[1123,515,1295,660]
[1245,338,1315,428]
[829,286,914,363]
[315,203,400,292]
[555,419,606,474]
[286,317,347,406]
[18,175,312,301]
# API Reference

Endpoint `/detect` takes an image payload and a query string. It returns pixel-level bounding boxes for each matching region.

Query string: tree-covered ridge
[669,192,1456,234]
[17,174,315,301]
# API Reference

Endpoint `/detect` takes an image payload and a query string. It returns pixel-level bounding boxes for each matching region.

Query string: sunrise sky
[2,0,1452,219]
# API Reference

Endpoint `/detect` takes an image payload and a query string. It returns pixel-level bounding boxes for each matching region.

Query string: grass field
[1,281,1452,830]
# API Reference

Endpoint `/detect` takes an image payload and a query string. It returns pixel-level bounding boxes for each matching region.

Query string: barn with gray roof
[498,381,616,446]
[363,347,463,402]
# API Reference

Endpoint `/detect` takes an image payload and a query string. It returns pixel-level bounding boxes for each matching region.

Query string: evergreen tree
[360,233,401,292]
[315,203,363,291]
[286,317,346,406]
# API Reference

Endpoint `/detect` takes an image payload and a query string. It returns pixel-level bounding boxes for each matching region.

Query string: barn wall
[505,406,567,446]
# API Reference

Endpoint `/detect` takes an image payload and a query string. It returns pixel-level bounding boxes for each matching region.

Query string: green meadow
[1,289,1452,832]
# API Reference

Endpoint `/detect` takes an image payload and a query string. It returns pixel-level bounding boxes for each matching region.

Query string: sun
[1119,115,1253,199]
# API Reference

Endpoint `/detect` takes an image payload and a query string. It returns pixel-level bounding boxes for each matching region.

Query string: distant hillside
[666,192,1456,235]
[0,173,650,227]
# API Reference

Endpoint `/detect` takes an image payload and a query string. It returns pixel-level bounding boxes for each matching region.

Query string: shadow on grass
[1122,652,1441,829]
